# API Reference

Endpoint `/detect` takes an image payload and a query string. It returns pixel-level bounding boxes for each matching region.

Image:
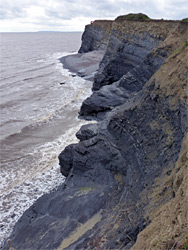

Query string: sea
[0,32,93,245]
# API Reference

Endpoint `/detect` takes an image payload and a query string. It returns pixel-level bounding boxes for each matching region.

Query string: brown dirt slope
[132,43,188,250]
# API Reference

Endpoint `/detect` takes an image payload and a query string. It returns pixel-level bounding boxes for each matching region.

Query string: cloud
[44,0,120,20]
[0,6,26,19]
[0,0,187,32]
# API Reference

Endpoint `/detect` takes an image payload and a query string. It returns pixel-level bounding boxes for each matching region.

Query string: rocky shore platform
[3,14,188,250]
[60,50,105,81]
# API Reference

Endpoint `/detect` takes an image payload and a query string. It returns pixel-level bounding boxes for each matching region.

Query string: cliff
[78,20,113,53]
[93,19,182,90]
[3,15,188,250]
[79,17,187,119]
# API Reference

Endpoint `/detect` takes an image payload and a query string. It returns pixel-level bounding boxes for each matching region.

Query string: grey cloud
[43,0,188,22]
[1,0,188,21]
[44,0,121,21]
[33,19,65,26]
[45,10,72,21]
[0,6,26,19]
[113,0,188,19]
[0,0,188,32]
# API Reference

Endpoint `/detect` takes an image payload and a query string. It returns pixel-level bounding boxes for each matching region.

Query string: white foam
[0,115,94,247]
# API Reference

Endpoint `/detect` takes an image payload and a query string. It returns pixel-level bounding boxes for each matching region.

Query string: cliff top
[90,13,188,25]
[115,13,150,21]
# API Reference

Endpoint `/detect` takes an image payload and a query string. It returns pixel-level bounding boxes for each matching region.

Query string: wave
[1,120,44,144]
[0,106,69,148]
[0,71,56,95]
[0,118,24,126]
[0,63,56,82]
[22,71,56,82]
[0,100,20,109]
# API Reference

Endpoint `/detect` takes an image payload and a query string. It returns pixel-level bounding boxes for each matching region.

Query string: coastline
[0,50,96,247]
[1,50,105,249]
[3,16,188,250]
[59,50,105,81]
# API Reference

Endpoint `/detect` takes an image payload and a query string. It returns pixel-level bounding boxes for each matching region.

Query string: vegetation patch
[181,18,188,22]
[179,236,188,250]
[171,40,188,57]
[115,13,150,21]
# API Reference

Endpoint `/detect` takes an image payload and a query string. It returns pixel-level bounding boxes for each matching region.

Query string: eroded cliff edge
[3,15,188,250]
[79,17,187,120]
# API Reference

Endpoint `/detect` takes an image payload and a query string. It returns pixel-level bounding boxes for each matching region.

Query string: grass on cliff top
[115,13,150,21]
[181,18,188,22]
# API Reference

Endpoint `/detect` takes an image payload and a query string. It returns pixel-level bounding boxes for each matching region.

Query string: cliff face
[93,20,181,90]
[80,20,187,120]
[79,18,183,91]
[78,20,113,53]
[133,133,188,249]
[59,42,187,249]
[3,16,188,250]
[132,43,188,250]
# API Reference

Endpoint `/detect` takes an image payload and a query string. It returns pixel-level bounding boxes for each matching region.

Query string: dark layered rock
[59,44,187,249]
[79,47,164,119]
[80,22,187,119]
[3,185,113,250]
[79,82,131,120]
[76,123,99,141]
[78,20,112,53]
[93,20,181,91]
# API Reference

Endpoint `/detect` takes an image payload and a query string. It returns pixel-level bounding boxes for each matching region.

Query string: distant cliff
[3,14,188,250]
[79,16,183,91]
[80,17,187,120]
[94,20,182,90]
[78,20,113,53]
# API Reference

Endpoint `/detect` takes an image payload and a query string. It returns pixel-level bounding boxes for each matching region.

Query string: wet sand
[60,50,105,81]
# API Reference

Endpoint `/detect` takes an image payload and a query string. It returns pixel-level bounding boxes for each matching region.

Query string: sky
[0,0,187,32]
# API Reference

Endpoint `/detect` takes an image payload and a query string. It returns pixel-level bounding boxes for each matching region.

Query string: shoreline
[0,51,97,247]
[59,50,105,81]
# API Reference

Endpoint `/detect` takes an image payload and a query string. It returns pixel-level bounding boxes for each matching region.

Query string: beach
[60,50,105,81]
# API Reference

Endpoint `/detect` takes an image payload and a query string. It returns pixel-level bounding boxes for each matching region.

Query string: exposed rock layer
[80,20,187,119]
[93,20,182,90]
[78,20,113,53]
[3,17,188,250]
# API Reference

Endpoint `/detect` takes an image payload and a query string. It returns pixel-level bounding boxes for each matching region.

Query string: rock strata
[80,20,187,119]
[78,20,112,53]
[3,16,188,250]
[93,19,182,91]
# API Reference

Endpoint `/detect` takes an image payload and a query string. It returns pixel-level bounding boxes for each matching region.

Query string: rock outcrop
[78,20,113,53]
[3,15,188,250]
[92,19,181,90]
[80,18,187,119]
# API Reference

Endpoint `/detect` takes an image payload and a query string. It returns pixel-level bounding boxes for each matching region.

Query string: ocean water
[0,32,93,245]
